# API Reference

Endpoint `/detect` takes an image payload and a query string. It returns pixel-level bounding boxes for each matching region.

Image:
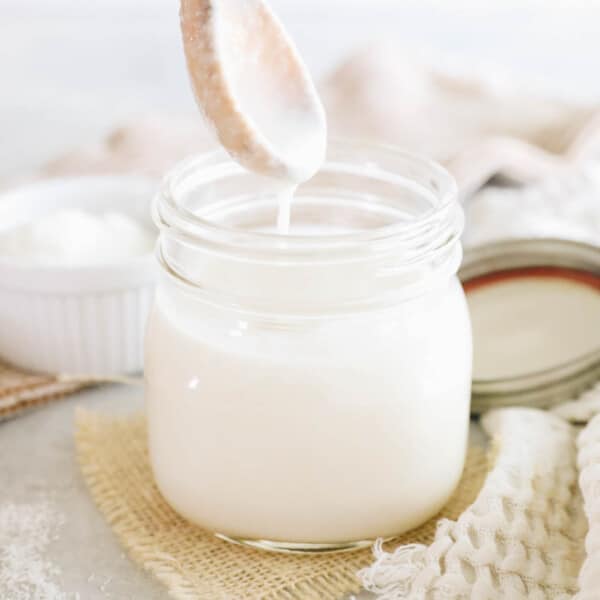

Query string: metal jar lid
[460,238,600,413]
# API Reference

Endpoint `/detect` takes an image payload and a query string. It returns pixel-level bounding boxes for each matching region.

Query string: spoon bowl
[180,0,327,182]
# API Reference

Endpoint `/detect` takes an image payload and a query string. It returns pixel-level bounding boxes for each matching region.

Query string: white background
[2,0,600,179]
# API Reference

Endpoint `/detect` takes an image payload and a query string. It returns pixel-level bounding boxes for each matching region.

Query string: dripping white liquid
[275,186,296,235]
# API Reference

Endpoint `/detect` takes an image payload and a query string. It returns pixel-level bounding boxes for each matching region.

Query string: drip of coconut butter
[180,0,327,233]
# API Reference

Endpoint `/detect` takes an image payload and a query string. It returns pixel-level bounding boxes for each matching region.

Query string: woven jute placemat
[75,410,488,600]
[0,360,89,422]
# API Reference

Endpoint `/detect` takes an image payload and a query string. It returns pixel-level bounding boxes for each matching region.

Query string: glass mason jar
[146,141,472,553]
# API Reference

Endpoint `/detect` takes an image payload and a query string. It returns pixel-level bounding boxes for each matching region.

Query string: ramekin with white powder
[0,176,157,375]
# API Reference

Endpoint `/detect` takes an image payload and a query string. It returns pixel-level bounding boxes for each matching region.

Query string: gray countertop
[0,385,167,599]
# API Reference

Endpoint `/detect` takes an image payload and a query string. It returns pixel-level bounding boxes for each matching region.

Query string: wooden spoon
[180,0,327,182]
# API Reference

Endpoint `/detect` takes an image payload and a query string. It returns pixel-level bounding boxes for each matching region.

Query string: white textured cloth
[360,408,587,599]
[360,385,600,599]
[575,412,600,599]
[322,43,600,199]
[553,383,600,425]
[464,163,600,249]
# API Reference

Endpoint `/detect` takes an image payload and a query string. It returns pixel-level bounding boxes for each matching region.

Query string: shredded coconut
[0,499,71,600]
[0,209,154,266]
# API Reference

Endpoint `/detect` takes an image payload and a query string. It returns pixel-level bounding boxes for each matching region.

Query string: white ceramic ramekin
[0,176,157,376]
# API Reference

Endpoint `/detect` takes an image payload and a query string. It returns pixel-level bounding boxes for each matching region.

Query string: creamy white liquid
[468,275,600,380]
[145,275,471,542]
[274,185,295,234]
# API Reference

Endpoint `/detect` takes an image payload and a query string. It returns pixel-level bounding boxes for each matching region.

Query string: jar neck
[154,142,463,316]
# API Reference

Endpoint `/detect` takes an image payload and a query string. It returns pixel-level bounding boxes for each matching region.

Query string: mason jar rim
[153,139,461,264]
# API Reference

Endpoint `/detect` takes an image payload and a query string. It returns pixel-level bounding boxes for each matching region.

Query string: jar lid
[460,238,600,413]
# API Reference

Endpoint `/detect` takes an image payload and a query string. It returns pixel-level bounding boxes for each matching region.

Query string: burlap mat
[75,410,489,600]
[0,360,89,422]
